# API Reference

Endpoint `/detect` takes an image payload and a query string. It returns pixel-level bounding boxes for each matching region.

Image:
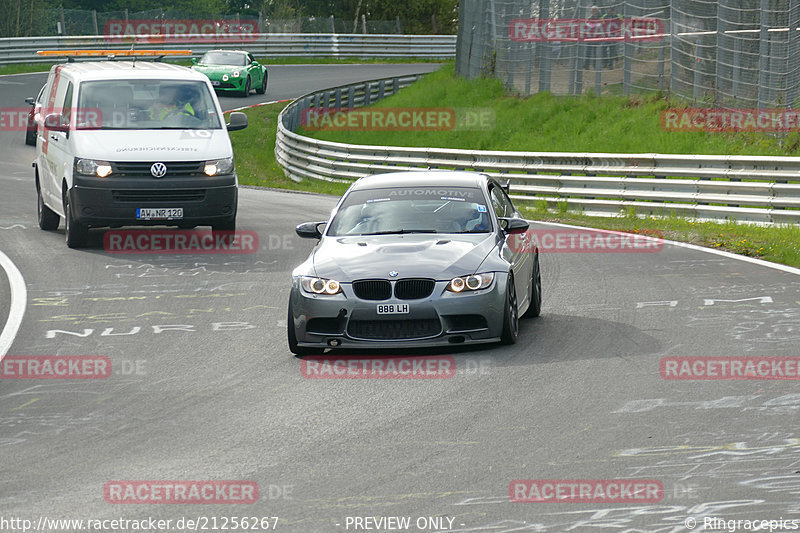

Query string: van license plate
[136,208,183,220]
[377,304,410,315]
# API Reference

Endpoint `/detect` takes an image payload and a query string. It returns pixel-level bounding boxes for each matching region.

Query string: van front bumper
[70,174,237,228]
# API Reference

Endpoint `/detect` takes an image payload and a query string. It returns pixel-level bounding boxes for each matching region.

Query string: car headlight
[204,157,234,176]
[233,71,240,78]
[300,276,342,295]
[75,158,112,178]
[446,273,494,293]
[222,74,229,81]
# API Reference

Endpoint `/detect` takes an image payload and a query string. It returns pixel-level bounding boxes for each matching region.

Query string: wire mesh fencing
[456,0,800,108]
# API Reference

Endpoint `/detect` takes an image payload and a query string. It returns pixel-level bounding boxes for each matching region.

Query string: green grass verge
[301,64,800,156]
[230,101,349,196]
[0,57,445,77]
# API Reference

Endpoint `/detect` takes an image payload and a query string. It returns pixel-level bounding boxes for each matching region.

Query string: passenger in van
[149,85,195,120]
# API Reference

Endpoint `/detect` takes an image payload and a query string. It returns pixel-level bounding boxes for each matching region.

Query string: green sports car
[191,50,268,97]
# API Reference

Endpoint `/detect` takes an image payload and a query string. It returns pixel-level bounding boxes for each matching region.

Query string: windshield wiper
[360,229,438,235]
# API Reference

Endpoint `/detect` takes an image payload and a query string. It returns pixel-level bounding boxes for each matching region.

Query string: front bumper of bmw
[289,274,509,349]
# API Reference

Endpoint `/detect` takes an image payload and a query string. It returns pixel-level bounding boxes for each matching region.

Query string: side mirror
[251,60,259,66]
[25,97,35,106]
[296,221,326,239]
[191,57,198,64]
[43,113,69,132]
[226,111,248,131]
[499,217,529,235]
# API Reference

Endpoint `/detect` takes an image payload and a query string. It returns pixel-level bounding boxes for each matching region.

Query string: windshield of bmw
[200,51,248,66]
[326,186,493,236]
[75,80,222,130]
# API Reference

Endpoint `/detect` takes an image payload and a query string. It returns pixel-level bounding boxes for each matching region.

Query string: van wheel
[240,77,251,97]
[212,218,236,233]
[64,192,88,248]
[38,185,59,230]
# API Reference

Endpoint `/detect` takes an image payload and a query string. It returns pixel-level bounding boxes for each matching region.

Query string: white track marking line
[0,250,27,360]
[534,219,800,276]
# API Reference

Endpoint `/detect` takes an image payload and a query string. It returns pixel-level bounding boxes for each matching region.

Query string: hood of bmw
[302,233,499,281]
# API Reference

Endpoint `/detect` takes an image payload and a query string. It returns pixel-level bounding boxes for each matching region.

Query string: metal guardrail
[0,34,456,64]
[276,75,800,225]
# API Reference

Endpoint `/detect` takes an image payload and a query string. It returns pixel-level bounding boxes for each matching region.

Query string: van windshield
[76,80,222,130]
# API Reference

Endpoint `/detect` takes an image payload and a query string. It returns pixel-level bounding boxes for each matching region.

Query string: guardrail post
[334,88,342,108]
[364,82,371,106]
[378,79,385,100]
[348,85,355,107]
[392,77,399,96]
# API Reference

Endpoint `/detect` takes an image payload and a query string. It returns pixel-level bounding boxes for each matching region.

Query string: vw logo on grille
[150,162,167,178]
[388,271,399,277]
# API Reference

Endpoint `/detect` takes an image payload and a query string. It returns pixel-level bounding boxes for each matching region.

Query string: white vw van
[33,55,248,248]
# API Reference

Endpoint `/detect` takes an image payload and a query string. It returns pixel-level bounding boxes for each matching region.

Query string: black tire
[255,72,267,94]
[64,191,88,248]
[211,217,236,233]
[25,127,36,146]
[240,76,251,97]
[522,254,542,318]
[37,183,59,230]
[500,273,519,345]
[287,299,325,356]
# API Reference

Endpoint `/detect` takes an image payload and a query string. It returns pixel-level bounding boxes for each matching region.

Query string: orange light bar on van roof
[36,50,192,57]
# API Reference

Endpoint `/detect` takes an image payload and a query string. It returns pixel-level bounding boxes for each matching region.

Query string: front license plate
[377,304,410,315]
[136,208,184,220]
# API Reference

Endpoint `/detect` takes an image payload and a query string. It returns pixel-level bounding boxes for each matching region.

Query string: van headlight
[204,157,234,176]
[75,158,112,178]
[300,277,342,295]
[446,273,494,293]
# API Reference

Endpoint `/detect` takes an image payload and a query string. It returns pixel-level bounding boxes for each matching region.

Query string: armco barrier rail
[0,34,456,64]
[276,75,800,225]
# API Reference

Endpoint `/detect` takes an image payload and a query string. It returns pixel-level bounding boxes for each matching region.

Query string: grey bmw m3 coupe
[288,171,542,355]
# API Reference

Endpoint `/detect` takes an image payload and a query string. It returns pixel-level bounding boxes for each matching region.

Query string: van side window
[61,82,73,125]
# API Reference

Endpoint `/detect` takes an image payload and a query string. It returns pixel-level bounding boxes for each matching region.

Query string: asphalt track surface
[2,64,800,533]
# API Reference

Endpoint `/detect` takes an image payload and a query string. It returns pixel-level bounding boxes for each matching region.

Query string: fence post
[330,15,335,34]
[538,0,551,94]
[714,1,725,104]
[757,0,769,109]
[92,10,98,36]
[732,38,741,101]
[788,0,800,107]
[623,2,631,95]
[669,0,677,95]
[362,14,367,34]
